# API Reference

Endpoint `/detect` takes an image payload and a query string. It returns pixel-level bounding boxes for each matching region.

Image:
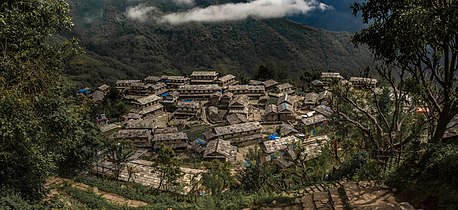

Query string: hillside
[65,0,373,86]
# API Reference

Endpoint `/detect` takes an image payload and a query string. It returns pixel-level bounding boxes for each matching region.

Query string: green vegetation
[0,0,105,201]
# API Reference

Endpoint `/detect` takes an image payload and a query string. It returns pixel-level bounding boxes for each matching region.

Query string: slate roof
[262,79,279,88]
[155,127,179,134]
[191,71,218,77]
[154,132,188,141]
[98,84,110,91]
[176,101,200,109]
[265,104,278,114]
[302,114,328,126]
[178,84,221,91]
[212,122,261,136]
[227,85,265,91]
[313,105,333,116]
[304,92,319,104]
[203,139,236,160]
[125,120,156,130]
[135,94,162,105]
[262,135,300,153]
[229,94,249,107]
[276,83,293,90]
[217,74,236,83]
[226,113,248,125]
[116,129,152,139]
[277,94,295,105]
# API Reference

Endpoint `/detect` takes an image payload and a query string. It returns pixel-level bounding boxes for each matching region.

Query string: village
[83,70,389,196]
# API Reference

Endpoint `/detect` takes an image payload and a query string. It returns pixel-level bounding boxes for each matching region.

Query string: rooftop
[213,122,261,136]
[276,83,293,90]
[125,120,156,129]
[176,101,201,109]
[227,85,265,91]
[217,74,236,83]
[116,129,152,139]
[135,94,162,105]
[190,71,218,77]
[154,132,188,141]
[178,84,222,91]
[262,135,300,154]
[262,79,279,88]
[203,139,236,159]
[302,114,328,126]
[155,127,179,134]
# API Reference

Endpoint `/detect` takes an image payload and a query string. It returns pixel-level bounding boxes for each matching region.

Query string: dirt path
[46,177,148,208]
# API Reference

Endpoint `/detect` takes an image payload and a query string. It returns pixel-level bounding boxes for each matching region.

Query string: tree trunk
[430,106,454,143]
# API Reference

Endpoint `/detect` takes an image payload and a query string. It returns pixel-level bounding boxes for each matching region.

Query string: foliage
[387,144,458,209]
[201,160,235,195]
[352,0,458,143]
[331,151,382,181]
[61,185,134,210]
[237,148,278,193]
[150,145,183,192]
[92,88,131,120]
[106,141,135,180]
[0,0,105,200]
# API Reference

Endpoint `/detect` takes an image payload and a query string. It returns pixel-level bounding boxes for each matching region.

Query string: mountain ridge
[65,0,373,86]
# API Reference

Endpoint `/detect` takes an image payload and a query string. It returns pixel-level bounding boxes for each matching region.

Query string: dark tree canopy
[352,0,458,143]
[0,0,104,199]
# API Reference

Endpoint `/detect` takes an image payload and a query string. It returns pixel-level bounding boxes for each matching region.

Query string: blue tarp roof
[268,132,280,140]
[196,138,205,145]
[182,99,193,102]
[161,91,169,97]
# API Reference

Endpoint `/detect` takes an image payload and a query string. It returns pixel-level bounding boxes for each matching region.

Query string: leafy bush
[387,144,458,210]
[331,151,383,181]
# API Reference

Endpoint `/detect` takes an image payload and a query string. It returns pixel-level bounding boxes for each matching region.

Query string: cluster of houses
[90,71,378,167]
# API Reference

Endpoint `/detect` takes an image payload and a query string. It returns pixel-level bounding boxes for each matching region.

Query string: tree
[202,160,234,196]
[106,142,134,180]
[150,145,183,192]
[352,0,458,143]
[0,0,104,200]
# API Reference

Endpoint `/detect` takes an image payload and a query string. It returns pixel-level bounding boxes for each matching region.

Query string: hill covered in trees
[64,0,373,86]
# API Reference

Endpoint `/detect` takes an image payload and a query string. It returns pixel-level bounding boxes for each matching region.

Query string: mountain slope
[65,0,373,86]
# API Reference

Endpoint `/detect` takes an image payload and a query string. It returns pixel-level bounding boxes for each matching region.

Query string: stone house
[275,83,294,94]
[303,92,319,109]
[321,72,344,84]
[115,129,153,148]
[228,95,250,116]
[313,105,333,117]
[207,106,222,123]
[277,102,295,121]
[203,139,237,163]
[172,101,201,119]
[262,79,279,92]
[153,129,188,150]
[264,104,279,122]
[349,77,378,88]
[226,113,248,125]
[151,82,168,95]
[162,76,190,89]
[125,119,156,132]
[177,84,222,100]
[190,71,218,84]
[216,74,238,86]
[132,94,164,118]
[302,114,328,127]
[220,92,234,107]
[204,122,262,146]
[226,85,266,99]
[144,76,161,84]
[115,80,142,90]
[92,84,110,102]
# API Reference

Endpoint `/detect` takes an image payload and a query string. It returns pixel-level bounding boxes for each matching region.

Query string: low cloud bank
[126,4,157,22]
[126,0,332,25]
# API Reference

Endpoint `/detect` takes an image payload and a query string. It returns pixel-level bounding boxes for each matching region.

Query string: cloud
[126,4,157,22]
[161,0,333,25]
[173,0,195,5]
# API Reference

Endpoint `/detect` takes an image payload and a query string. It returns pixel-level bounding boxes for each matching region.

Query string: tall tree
[0,0,104,199]
[352,0,458,143]
[202,160,234,196]
[150,145,183,192]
